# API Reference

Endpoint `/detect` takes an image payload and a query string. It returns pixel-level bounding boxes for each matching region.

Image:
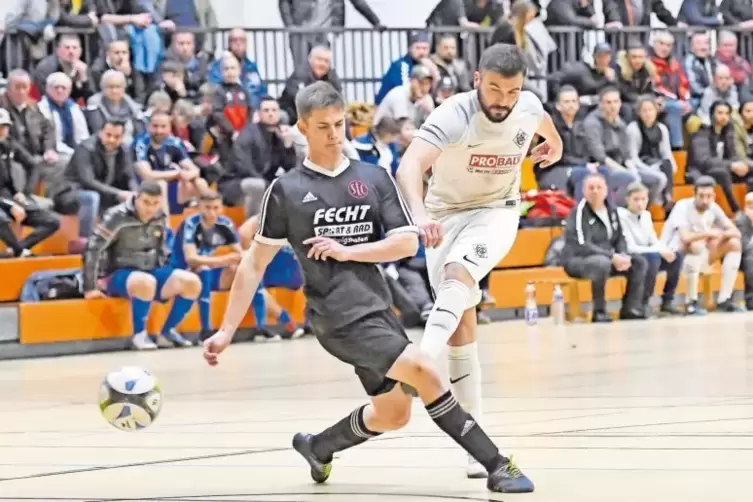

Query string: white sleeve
[413,93,471,150]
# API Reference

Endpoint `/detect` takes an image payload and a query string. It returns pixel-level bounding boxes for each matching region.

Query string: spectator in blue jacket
[208,29,267,110]
[375,30,431,105]
[353,117,402,176]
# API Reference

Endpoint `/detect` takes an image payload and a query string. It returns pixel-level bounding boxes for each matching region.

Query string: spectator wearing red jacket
[650,31,691,149]
[715,31,752,91]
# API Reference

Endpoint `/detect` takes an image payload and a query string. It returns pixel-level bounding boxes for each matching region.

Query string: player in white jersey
[396,44,563,478]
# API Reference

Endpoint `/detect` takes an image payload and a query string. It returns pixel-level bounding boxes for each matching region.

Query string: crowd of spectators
[3,0,753,348]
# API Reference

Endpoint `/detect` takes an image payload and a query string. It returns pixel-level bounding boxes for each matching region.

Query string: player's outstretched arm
[395,138,441,221]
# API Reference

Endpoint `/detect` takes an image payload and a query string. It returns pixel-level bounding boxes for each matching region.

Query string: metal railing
[2,25,753,102]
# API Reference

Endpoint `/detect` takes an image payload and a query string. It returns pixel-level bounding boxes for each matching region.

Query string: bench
[0,215,79,256]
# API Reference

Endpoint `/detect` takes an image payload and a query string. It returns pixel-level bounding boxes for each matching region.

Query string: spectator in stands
[684,32,718,109]
[430,34,471,94]
[618,182,683,316]
[0,108,60,258]
[426,0,503,28]
[396,117,416,156]
[91,40,146,104]
[96,0,152,43]
[0,69,63,198]
[562,173,648,322]
[208,54,252,165]
[0,0,59,72]
[433,76,457,107]
[354,116,401,175]
[161,31,209,101]
[86,70,144,146]
[58,0,99,29]
[171,99,201,152]
[65,118,137,238]
[626,95,677,211]
[687,101,743,214]
[583,87,652,204]
[279,0,384,68]
[83,180,200,350]
[38,73,90,163]
[733,99,753,171]
[715,31,752,92]
[146,90,173,116]
[552,43,616,116]
[615,41,655,121]
[660,176,744,313]
[678,0,722,26]
[208,29,267,111]
[602,0,678,30]
[734,192,753,309]
[650,31,691,149]
[146,60,189,106]
[721,0,753,27]
[278,45,342,124]
[221,96,296,217]
[33,34,93,103]
[375,30,431,105]
[143,0,218,53]
[134,110,210,214]
[697,65,739,126]
[170,191,242,341]
[546,0,602,30]
[373,65,435,128]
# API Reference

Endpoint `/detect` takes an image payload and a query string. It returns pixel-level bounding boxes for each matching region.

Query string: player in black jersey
[201,81,534,494]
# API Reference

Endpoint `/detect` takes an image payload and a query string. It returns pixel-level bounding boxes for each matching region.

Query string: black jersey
[255,157,417,331]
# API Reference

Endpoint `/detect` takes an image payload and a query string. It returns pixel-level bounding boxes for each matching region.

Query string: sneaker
[467,455,488,479]
[253,328,282,342]
[480,290,496,309]
[292,433,332,484]
[487,456,535,493]
[716,299,746,313]
[131,331,158,350]
[685,301,707,316]
[659,302,682,316]
[160,330,194,347]
[290,326,307,339]
[477,310,493,325]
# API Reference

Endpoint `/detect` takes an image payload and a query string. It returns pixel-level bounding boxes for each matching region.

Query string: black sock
[426,390,505,472]
[311,404,382,462]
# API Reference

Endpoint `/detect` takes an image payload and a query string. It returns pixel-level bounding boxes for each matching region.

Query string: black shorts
[313,309,411,397]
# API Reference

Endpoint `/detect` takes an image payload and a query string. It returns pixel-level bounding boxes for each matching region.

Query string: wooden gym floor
[1,314,752,502]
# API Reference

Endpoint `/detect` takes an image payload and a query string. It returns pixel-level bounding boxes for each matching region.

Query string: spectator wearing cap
[373,65,435,129]
[684,32,719,109]
[0,108,61,258]
[278,45,342,124]
[375,31,431,105]
[650,31,691,149]
[614,42,655,121]
[430,34,471,95]
[551,43,616,117]
[38,73,90,162]
[433,76,457,107]
[207,29,267,111]
[697,65,740,126]
[353,117,402,176]
[279,0,384,69]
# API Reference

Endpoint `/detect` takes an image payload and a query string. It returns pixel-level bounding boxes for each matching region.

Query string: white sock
[420,279,469,359]
[718,251,742,302]
[448,342,483,426]
[684,254,702,302]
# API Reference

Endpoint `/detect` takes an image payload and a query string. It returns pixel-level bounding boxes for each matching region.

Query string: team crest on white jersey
[467,154,521,174]
[513,129,529,148]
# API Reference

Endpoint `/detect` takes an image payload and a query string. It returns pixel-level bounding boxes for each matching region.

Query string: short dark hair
[103,117,127,129]
[259,95,278,106]
[599,86,620,100]
[478,43,527,78]
[557,85,578,101]
[199,190,222,202]
[373,117,401,136]
[138,180,163,197]
[295,81,345,121]
[695,175,717,190]
[160,60,184,75]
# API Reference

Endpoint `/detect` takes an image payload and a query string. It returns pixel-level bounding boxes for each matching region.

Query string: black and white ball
[99,366,163,431]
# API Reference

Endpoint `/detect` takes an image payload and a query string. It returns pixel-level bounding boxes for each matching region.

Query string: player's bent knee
[444,262,475,286]
[728,237,742,252]
[176,271,202,297]
[126,272,158,300]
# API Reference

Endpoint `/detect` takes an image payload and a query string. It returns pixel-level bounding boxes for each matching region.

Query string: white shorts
[425,207,520,309]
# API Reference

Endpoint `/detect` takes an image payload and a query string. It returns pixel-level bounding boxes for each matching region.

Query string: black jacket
[546,0,598,28]
[279,0,381,27]
[688,124,738,176]
[535,110,589,181]
[551,62,613,103]
[278,66,343,124]
[563,199,627,263]
[721,0,753,23]
[64,135,137,212]
[0,138,35,200]
[734,212,753,254]
[32,55,94,103]
[91,57,147,104]
[603,0,677,25]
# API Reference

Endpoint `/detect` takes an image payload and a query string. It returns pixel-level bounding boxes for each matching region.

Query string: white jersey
[414,90,545,218]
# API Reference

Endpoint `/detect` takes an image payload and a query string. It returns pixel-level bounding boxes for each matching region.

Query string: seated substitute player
[83,181,201,350]
[170,191,245,341]
[134,110,211,215]
[396,43,562,478]
[202,81,534,493]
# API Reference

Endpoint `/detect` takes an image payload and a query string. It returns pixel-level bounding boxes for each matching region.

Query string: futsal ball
[98,366,163,431]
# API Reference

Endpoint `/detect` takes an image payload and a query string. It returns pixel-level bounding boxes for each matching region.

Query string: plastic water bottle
[524,282,538,325]
[551,284,565,325]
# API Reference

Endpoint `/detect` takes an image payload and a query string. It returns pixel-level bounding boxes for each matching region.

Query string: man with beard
[396,43,562,479]
[373,65,435,128]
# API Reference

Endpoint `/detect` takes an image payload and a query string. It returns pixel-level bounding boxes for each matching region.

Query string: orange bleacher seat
[0,215,79,256]
[19,288,306,344]
[520,158,536,192]
[672,151,687,186]
[496,227,562,269]
[169,205,247,230]
[0,255,82,302]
